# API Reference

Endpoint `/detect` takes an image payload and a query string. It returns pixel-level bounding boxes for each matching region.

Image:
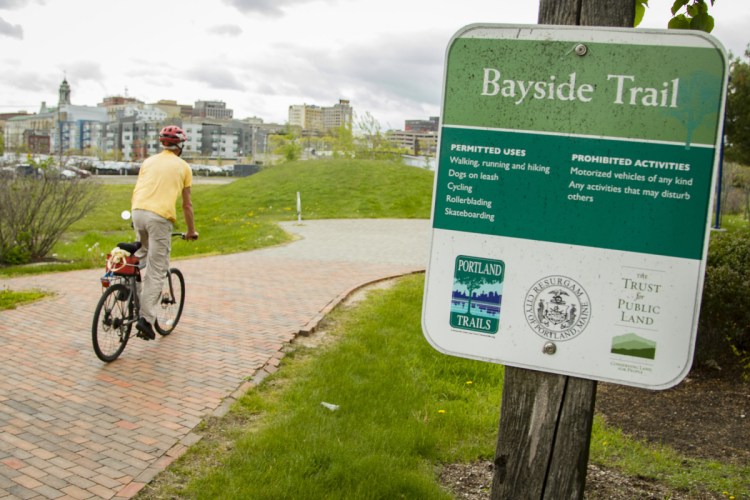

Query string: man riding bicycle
[131,125,198,340]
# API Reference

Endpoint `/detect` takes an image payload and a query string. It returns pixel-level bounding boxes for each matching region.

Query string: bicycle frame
[93,233,187,362]
[100,271,141,329]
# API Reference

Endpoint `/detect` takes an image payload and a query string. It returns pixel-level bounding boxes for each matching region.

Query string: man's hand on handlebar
[184,230,199,241]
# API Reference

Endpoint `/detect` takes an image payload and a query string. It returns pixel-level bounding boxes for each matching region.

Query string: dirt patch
[596,366,749,466]
[440,364,749,499]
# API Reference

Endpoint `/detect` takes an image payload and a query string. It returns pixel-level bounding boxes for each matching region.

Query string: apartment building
[288,104,322,131]
[52,105,108,154]
[323,99,352,131]
[288,99,352,134]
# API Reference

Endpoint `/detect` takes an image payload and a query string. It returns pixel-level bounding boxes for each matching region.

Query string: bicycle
[92,234,186,362]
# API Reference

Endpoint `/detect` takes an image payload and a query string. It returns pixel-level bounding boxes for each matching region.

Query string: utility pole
[489,3,636,499]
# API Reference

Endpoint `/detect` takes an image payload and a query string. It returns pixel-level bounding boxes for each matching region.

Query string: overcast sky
[0,0,747,129]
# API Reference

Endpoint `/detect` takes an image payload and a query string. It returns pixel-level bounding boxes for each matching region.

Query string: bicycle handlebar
[172,232,199,241]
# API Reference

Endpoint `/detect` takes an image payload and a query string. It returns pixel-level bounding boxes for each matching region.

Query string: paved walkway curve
[0,219,429,499]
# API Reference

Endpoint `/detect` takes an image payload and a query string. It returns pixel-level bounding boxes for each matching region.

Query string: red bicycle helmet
[159,125,187,146]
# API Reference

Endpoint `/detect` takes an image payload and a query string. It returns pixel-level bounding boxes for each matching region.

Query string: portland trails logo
[524,275,591,341]
[450,256,504,334]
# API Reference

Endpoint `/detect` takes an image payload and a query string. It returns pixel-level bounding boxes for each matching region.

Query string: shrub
[0,167,99,265]
[697,228,750,365]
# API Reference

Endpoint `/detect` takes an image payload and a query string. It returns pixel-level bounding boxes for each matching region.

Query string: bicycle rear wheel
[155,268,185,336]
[92,283,133,362]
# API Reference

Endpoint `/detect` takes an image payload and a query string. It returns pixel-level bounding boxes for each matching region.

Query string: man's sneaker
[136,317,156,340]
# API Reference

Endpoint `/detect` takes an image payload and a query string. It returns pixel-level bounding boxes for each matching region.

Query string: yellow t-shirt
[131,150,193,222]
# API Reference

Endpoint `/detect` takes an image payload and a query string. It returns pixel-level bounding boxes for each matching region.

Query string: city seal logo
[524,275,591,341]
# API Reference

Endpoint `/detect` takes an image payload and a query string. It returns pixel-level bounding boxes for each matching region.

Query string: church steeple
[58,76,71,106]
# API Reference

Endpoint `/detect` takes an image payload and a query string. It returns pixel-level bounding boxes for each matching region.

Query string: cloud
[63,60,104,81]
[184,66,245,91]
[207,24,242,37]
[0,0,30,8]
[256,31,444,109]
[0,68,56,93]
[206,24,242,36]
[0,0,44,11]
[222,0,317,17]
[0,16,22,38]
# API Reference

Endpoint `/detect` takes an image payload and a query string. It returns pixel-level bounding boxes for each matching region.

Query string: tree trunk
[490,2,635,499]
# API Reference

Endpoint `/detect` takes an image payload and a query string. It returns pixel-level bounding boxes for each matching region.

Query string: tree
[329,123,355,159]
[635,0,716,32]
[352,111,406,161]
[269,126,302,163]
[725,47,750,165]
[0,156,99,265]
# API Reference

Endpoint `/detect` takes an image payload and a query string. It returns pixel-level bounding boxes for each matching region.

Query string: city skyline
[1,0,747,128]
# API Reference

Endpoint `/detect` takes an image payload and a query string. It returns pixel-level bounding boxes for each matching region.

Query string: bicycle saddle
[116,241,142,255]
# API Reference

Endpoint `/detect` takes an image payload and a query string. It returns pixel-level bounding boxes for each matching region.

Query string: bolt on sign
[422,25,728,389]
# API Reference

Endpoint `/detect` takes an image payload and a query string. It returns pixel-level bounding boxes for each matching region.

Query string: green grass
[139,275,749,499]
[0,159,434,277]
[717,213,749,232]
[0,289,50,310]
[590,418,748,497]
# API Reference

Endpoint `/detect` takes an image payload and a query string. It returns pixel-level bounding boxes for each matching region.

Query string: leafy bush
[697,228,750,364]
[0,165,99,265]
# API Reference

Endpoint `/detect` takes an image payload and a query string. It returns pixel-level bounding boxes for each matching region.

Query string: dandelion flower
[466,380,473,385]
[438,409,446,414]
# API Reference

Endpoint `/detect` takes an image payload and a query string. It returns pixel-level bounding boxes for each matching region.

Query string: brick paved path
[0,219,429,499]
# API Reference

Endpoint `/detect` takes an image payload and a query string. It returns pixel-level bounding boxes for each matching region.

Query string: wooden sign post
[495,6,625,499]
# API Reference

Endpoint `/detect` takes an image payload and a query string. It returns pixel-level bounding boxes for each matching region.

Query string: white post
[296,192,302,223]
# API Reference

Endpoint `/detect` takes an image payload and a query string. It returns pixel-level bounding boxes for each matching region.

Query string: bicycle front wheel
[92,283,133,362]
[155,268,185,336]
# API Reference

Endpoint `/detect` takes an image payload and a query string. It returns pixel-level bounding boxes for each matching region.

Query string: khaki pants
[132,209,173,325]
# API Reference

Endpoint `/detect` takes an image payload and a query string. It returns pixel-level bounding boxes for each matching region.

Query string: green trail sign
[422,25,728,389]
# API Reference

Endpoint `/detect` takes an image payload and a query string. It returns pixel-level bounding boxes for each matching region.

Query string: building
[23,130,51,154]
[4,105,55,153]
[288,104,322,132]
[0,111,30,131]
[387,129,438,156]
[181,118,273,161]
[322,99,352,131]
[53,102,108,155]
[193,101,233,120]
[1,77,282,163]
[288,99,352,134]
[119,118,162,161]
[98,95,145,121]
[405,116,439,133]
[1,111,31,149]
[153,100,193,119]
[121,104,167,123]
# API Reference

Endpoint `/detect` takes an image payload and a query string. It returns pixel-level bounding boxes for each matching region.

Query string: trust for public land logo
[450,255,504,334]
[524,275,591,341]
